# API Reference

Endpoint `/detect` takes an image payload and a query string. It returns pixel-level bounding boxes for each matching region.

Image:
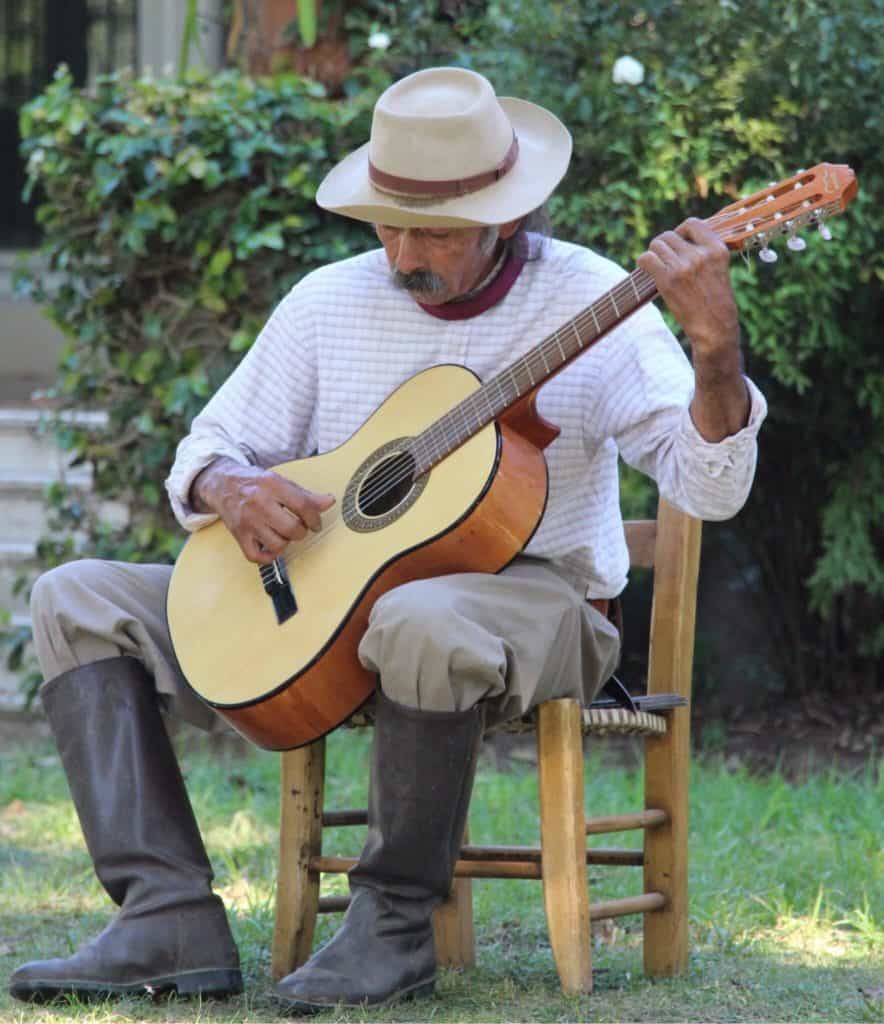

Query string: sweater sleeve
[584,301,767,521]
[165,281,319,532]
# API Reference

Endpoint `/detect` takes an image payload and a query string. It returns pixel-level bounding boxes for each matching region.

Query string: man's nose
[393,230,424,274]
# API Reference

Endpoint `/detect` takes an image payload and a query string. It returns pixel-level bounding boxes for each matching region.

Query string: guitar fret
[610,291,620,318]
[572,323,583,349]
[590,306,601,335]
[554,332,567,362]
[630,275,642,303]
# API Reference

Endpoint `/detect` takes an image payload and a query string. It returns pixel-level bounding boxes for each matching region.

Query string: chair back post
[642,497,702,976]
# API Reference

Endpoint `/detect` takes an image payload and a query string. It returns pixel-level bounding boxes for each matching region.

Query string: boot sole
[276,975,435,1014]
[9,967,244,1003]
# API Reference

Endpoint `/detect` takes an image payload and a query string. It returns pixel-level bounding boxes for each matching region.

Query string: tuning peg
[759,246,778,263]
[787,235,807,252]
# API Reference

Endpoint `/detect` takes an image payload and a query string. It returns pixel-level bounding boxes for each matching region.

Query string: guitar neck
[410,265,659,475]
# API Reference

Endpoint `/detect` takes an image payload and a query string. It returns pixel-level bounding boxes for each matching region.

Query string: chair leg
[642,499,700,976]
[537,699,592,993]
[432,823,475,968]
[272,738,325,981]
[643,709,690,976]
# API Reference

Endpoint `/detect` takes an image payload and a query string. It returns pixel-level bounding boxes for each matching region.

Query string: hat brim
[315,97,572,228]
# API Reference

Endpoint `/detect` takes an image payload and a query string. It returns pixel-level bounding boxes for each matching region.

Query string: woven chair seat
[344,702,667,737]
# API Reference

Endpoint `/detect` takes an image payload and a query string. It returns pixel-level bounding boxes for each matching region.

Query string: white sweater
[166,239,766,597]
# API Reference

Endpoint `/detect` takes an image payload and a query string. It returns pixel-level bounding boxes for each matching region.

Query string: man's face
[374,224,499,305]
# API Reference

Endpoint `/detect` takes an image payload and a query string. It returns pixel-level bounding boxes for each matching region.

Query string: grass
[0,726,881,1023]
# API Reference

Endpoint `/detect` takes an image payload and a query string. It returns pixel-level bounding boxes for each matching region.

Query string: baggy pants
[30,555,620,733]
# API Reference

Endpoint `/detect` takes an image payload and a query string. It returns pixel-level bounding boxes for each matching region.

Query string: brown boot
[9,658,242,1002]
[275,691,482,1012]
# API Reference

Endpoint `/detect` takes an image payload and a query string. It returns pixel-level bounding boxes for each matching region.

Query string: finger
[252,524,291,561]
[265,501,308,542]
[240,534,274,565]
[651,230,694,259]
[675,217,719,247]
[268,476,335,532]
[636,248,669,278]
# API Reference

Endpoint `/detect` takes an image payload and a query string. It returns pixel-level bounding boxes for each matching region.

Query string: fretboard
[410,266,659,475]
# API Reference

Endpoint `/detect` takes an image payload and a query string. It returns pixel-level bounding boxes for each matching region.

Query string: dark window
[0,0,136,248]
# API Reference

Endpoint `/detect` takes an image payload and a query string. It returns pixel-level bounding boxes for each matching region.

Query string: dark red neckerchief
[417,255,525,321]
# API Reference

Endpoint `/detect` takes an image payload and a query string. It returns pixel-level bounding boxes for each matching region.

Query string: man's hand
[191,457,335,565]
[637,218,750,442]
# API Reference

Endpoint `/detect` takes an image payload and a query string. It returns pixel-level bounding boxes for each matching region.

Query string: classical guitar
[167,163,857,750]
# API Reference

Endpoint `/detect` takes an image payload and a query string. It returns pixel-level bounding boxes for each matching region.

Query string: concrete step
[0,472,129,545]
[0,406,103,481]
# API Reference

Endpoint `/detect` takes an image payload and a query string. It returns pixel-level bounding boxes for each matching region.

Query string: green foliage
[17,65,375,567]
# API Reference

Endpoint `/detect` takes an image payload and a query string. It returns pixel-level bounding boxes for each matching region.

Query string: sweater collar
[416,253,525,321]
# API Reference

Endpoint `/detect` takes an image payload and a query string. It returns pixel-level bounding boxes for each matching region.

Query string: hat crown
[369,68,515,184]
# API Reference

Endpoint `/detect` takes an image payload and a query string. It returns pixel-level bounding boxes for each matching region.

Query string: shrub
[16,66,377,565]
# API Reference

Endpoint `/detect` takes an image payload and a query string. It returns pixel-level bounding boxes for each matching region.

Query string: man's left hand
[637,218,750,442]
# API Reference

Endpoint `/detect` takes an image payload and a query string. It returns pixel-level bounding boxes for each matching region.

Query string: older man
[10,67,765,1010]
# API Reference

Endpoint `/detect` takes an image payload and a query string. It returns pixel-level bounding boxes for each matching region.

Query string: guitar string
[271,200,809,573]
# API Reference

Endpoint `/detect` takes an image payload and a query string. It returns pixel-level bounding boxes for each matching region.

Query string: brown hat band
[368,134,519,199]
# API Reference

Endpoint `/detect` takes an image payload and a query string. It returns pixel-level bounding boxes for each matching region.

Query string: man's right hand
[191,457,336,565]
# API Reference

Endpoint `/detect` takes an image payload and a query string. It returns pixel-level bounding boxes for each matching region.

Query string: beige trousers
[29,555,620,734]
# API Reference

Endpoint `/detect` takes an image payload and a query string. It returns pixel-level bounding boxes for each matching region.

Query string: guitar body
[167,363,551,750]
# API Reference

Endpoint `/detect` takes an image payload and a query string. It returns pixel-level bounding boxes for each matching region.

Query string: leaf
[296,0,318,48]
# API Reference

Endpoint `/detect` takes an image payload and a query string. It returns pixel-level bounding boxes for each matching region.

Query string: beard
[390,268,447,295]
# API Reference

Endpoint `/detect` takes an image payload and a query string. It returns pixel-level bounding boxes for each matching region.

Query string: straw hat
[316,67,572,228]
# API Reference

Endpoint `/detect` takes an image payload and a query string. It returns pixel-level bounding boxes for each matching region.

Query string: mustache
[390,268,447,295]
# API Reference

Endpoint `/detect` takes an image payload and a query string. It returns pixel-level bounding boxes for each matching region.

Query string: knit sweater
[166,238,766,598]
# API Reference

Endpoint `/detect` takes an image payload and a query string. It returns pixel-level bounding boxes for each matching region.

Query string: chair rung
[590,892,665,920]
[324,809,669,835]
[309,847,643,880]
[322,809,367,827]
[586,809,667,835]
[460,844,642,867]
[318,895,349,914]
[320,890,666,919]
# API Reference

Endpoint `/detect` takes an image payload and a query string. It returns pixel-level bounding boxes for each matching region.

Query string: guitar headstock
[710,163,858,261]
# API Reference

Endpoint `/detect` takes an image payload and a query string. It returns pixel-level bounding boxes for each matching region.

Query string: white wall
[137,0,224,76]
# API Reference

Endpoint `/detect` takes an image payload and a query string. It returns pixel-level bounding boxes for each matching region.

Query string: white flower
[612,56,644,86]
[368,31,391,51]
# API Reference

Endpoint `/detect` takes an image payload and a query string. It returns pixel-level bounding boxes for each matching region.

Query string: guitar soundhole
[358,451,416,517]
[342,437,429,533]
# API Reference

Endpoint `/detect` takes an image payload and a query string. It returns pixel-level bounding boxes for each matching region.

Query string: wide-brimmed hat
[316,67,572,228]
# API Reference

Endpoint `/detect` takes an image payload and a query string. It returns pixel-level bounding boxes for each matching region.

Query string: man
[10,67,765,1010]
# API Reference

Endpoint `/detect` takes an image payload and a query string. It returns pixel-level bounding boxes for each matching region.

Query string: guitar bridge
[258,558,297,625]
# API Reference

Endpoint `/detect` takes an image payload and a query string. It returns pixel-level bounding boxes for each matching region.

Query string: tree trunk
[229,0,351,93]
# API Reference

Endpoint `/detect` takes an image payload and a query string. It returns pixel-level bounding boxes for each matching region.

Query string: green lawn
[1,726,881,1023]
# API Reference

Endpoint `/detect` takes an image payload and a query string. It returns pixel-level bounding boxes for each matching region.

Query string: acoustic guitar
[167,164,857,750]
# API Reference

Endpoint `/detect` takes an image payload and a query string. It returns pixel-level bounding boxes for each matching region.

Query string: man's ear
[498,217,523,240]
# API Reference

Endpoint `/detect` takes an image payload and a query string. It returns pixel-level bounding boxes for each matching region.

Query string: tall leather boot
[276,690,483,1012]
[9,657,243,1002]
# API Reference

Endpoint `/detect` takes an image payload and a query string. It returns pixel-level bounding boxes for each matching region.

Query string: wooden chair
[271,497,701,992]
